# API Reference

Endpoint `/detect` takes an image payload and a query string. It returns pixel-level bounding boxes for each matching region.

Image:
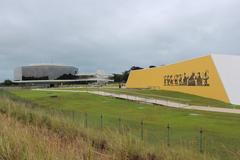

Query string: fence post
[61,109,65,120]
[88,148,91,160]
[85,112,88,128]
[118,117,121,132]
[72,111,75,122]
[141,120,144,141]
[199,128,203,153]
[100,114,103,129]
[167,123,170,147]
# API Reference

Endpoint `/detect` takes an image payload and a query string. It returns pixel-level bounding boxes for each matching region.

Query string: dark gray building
[14,65,78,81]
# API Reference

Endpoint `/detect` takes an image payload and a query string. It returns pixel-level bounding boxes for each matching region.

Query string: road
[33,89,240,114]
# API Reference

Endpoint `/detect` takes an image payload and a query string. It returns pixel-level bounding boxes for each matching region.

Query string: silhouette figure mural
[164,71,210,86]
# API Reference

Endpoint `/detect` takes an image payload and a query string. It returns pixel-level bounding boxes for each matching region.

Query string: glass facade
[14,65,78,81]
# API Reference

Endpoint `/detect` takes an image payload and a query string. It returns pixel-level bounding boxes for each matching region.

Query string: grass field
[5,88,240,160]
[0,88,217,160]
[55,87,240,108]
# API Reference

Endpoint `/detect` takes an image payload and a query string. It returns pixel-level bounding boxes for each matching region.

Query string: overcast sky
[1,0,240,81]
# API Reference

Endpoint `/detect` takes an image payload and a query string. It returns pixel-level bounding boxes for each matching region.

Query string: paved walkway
[33,89,240,114]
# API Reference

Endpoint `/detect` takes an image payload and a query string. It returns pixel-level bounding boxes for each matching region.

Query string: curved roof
[23,64,76,67]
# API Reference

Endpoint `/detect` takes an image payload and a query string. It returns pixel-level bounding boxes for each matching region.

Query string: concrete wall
[14,67,23,81]
[212,54,240,104]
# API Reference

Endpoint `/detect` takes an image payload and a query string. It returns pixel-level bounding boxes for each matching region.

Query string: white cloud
[0,0,240,80]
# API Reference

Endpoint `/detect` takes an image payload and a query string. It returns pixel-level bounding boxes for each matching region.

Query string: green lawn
[7,88,240,160]
[55,87,240,109]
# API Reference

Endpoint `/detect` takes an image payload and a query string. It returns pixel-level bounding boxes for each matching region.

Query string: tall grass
[0,89,219,160]
[0,115,92,160]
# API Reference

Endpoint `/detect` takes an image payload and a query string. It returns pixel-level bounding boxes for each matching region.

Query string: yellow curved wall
[126,55,230,103]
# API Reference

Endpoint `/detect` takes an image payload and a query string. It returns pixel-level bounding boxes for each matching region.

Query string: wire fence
[47,109,208,154]
[1,99,239,160]
[1,89,239,159]
[71,111,240,159]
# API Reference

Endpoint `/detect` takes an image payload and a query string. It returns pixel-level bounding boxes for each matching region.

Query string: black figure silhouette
[202,71,209,86]
[164,75,167,86]
[174,75,178,85]
[163,71,210,87]
[179,74,183,85]
[188,72,196,86]
[196,72,203,86]
[183,73,188,85]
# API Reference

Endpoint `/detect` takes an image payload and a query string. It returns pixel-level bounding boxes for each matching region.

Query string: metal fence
[50,109,207,154]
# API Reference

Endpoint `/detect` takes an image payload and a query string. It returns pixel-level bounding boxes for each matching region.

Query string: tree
[149,65,156,68]
[56,74,78,80]
[130,66,143,70]
[113,74,123,83]
[2,80,13,86]
[122,70,130,82]
[113,66,142,83]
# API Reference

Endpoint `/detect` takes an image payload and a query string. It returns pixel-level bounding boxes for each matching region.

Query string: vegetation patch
[1,88,240,159]
[0,89,220,160]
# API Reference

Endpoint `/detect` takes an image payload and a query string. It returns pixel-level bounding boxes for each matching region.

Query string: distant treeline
[113,66,143,83]
[0,80,13,87]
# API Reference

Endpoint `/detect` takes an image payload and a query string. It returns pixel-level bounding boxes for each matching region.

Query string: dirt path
[33,89,240,114]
